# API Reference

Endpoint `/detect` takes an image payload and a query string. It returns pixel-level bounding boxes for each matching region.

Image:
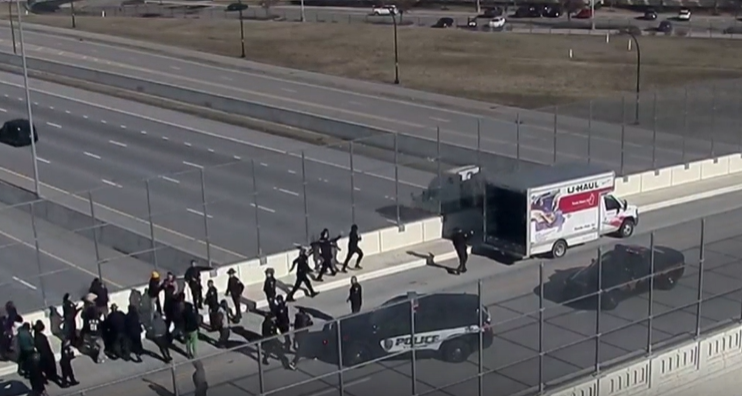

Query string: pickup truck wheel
[551,240,568,258]
[618,219,635,238]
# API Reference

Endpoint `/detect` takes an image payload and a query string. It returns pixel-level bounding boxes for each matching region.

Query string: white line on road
[36,157,50,164]
[101,120,107,124]
[65,110,70,114]
[162,136,169,141]
[207,148,214,153]
[48,105,53,109]
[161,176,180,184]
[83,115,88,119]
[0,108,5,113]
[308,377,372,396]
[184,142,192,147]
[250,203,276,213]
[183,161,203,169]
[348,101,364,106]
[281,88,297,93]
[275,187,300,197]
[220,76,232,81]
[3,94,8,97]
[101,179,122,188]
[141,130,147,134]
[260,163,268,167]
[429,116,450,123]
[45,122,62,129]
[233,155,242,160]
[109,140,127,148]
[186,208,213,219]
[170,66,181,70]
[354,187,361,191]
[288,169,296,174]
[120,125,127,129]
[84,152,101,160]
[12,276,37,291]
[32,102,38,106]
[17,97,22,101]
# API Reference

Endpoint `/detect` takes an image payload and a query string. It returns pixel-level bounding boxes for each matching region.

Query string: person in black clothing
[28,352,46,396]
[291,308,313,365]
[205,280,219,313]
[125,305,144,363]
[59,339,79,388]
[106,304,129,361]
[263,268,277,310]
[226,269,245,321]
[260,314,294,370]
[162,273,179,332]
[81,304,105,364]
[149,314,172,363]
[33,321,57,385]
[148,272,163,315]
[347,276,363,314]
[315,229,341,281]
[170,293,187,343]
[286,247,318,302]
[2,301,22,358]
[342,224,364,272]
[61,294,81,346]
[185,260,209,310]
[271,296,291,349]
[451,228,474,274]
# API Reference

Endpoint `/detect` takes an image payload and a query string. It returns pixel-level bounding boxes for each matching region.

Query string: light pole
[392,11,399,85]
[625,30,641,124]
[70,0,76,28]
[590,0,595,30]
[8,1,17,54]
[237,0,246,58]
[300,0,305,22]
[16,0,41,197]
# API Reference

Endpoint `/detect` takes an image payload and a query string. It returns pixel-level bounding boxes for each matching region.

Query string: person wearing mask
[192,361,208,396]
[315,229,341,281]
[61,294,81,346]
[271,296,291,349]
[205,280,219,313]
[183,303,200,359]
[58,339,79,388]
[225,269,245,321]
[341,224,364,272]
[16,322,34,376]
[291,308,313,365]
[185,260,209,310]
[125,305,144,363]
[106,305,128,361]
[451,228,473,274]
[286,247,318,302]
[214,300,233,349]
[149,314,172,363]
[33,321,57,385]
[81,303,105,364]
[263,268,277,310]
[260,314,294,370]
[28,352,46,396]
[148,272,163,315]
[347,276,363,314]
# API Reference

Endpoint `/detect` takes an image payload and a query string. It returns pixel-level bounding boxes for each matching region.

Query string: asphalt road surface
[0,27,732,174]
[0,72,434,262]
[14,189,742,396]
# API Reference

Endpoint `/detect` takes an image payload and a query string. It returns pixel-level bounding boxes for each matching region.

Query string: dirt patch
[10,15,742,107]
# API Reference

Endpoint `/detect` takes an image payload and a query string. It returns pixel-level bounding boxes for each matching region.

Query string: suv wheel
[440,339,471,363]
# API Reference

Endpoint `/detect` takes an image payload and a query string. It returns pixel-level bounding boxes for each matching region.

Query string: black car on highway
[318,292,494,366]
[514,5,542,18]
[644,8,658,20]
[0,119,39,147]
[562,244,685,310]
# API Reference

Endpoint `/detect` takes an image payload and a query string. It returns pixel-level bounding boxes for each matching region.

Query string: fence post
[476,119,482,168]
[410,298,418,395]
[251,160,263,258]
[301,151,310,244]
[257,341,265,394]
[337,318,345,395]
[621,95,626,174]
[553,105,558,163]
[538,262,545,393]
[695,218,706,338]
[595,246,603,374]
[171,363,179,396]
[88,192,103,282]
[682,88,689,163]
[652,92,657,168]
[349,142,356,225]
[647,232,655,354]
[711,85,717,157]
[199,168,212,266]
[588,100,593,164]
[516,113,521,164]
[478,280,484,396]
[436,127,442,215]
[145,180,159,270]
[29,202,48,309]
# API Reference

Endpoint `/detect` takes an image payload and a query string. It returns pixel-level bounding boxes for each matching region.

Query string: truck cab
[600,193,638,238]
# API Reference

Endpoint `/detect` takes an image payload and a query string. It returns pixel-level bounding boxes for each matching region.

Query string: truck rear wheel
[551,240,568,258]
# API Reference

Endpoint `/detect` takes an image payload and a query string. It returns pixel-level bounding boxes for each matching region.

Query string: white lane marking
[109,140,127,148]
[36,157,50,164]
[281,88,297,93]
[430,116,450,123]
[12,276,37,291]
[101,120,107,124]
[2,94,7,97]
[120,125,127,129]
[184,142,192,147]
[65,110,71,114]
[260,163,268,167]
[183,161,203,169]
[308,377,372,396]
[275,187,300,197]
[161,176,180,184]
[354,187,361,191]
[0,108,6,113]
[101,179,122,188]
[288,170,296,174]
[83,115,88,119]
[170,66,181,70]
[33,102,38,106]
[162,136,169,141]
[207,148,214,153]
[17,97,22,101]
[48,105,53,109]
[186,208,213,219]
[250,203,275,213]
[45,122,62,129]
[220,76,233,81]
[233,155,241,160]
[84,152,101,160]
[349,101,363,106]
[318,178,329,183]
[141,130,147,134]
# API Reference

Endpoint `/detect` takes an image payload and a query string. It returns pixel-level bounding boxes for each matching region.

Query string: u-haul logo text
[566,181,599,194]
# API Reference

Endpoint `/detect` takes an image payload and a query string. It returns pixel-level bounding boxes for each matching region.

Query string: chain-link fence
[48,207,742,396]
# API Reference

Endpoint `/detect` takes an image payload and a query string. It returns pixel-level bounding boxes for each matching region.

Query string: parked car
[543,5,562,17]
[658,20,673,32]
[643,8,657,20]
[514,5,541,18]
[371,5,397,16]
[677,8,691,21]
[479,7,503,18]
[0,119,39,147]
[488,16,506,28]
[432,17,454,28]
[574,8,593,19]
[225,2,247,11]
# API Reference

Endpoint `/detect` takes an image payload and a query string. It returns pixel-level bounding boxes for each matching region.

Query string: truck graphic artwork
[531,190,564,233]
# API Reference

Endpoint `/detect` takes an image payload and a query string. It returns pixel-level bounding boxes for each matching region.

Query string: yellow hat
[152,271,160,279]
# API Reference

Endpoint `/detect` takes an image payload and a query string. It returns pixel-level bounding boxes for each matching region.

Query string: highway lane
[37,189,742,396]
[0,29,729,174]
[0,72,434,260]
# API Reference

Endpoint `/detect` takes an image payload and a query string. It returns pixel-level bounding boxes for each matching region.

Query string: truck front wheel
[618,219,635,238]
[551,240,568,258]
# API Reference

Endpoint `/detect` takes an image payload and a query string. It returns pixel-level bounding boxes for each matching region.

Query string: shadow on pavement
[0,380,31,396]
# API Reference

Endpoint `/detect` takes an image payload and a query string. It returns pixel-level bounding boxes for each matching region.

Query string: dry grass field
[7,15,742,107]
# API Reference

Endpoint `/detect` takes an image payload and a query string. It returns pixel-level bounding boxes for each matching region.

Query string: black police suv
[319,293,494,366]
[562,244,685,310]
[0,119,39,147]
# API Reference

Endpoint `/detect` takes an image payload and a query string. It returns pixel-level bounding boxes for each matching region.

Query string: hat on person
[151,271,160,279]
[227,268,237,275]
[265,268,274,275]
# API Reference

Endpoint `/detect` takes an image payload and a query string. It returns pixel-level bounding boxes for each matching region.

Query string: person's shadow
[0,379,30,396]
[295,306,333,321]
[143,378,173,396]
